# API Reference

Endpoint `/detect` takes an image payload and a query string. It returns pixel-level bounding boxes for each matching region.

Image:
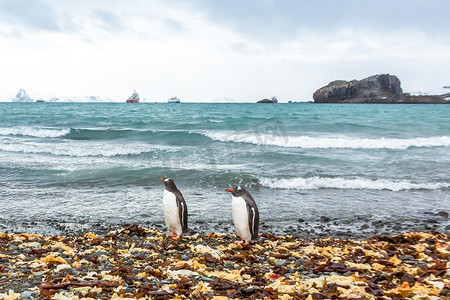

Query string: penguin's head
[225,185,246,197]
[159,177,177,191]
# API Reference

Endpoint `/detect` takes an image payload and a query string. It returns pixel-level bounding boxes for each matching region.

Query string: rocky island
[257,96,278,103]
[313,74,450,104]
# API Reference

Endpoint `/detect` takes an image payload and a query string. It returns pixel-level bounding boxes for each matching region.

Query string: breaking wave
[0,126,70,138]
[202,131,450,149]
[259,176,449,191]
[0,142,171,157]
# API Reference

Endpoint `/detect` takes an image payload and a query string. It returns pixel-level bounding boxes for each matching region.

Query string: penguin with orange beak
[226,185,259,244]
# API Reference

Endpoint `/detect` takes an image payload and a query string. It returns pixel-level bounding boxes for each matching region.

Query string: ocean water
[0,102,449,237]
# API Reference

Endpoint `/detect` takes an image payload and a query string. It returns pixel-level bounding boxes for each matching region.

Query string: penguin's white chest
[231,196,251,242]
[163,190,182,235]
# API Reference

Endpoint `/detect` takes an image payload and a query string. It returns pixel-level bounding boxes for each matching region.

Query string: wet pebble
[320,216,331,222]
[199,276,214,282]
[160,280,172,284]
[21,291,38,299]
[224,261,234,268]
[22,282,31,289]
[59,268,75,275]
[284,267,294,274]
[399,255,414,261]
[414,225,427,231]
[436,211,449,218]
[93,250,109,257]
[145,242,157,248]
[275,260,287,266]
[343,271,353,276]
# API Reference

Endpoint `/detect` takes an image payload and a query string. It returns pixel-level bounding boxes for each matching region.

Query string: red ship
[126,90,140,103]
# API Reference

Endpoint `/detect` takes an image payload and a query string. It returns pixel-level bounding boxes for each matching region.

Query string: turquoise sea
[0,102,449,237]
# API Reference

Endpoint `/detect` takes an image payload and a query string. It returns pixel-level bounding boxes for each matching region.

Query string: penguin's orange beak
[225,189,233,192]
[159,177,163,181]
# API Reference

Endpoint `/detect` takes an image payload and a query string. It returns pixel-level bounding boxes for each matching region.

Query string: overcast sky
[1,0,449,102]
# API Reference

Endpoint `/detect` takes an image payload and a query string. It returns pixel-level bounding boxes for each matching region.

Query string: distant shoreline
[3,101,450,104]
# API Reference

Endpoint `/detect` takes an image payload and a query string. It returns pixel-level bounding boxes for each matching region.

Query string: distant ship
[36,99,45,103]
[126,90,140,103]
[168,96,180,103]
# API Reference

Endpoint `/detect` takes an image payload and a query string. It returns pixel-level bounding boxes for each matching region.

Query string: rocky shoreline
[1,209,448,241]
[0,225,449,299]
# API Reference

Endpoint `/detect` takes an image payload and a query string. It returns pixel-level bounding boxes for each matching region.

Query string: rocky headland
[313,74,450,104]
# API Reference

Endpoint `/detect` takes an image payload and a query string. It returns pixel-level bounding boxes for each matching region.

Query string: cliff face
[313,74,403,103]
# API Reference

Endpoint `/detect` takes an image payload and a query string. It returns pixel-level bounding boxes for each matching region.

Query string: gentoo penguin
[226,186,259,244]
[159,177,188,239]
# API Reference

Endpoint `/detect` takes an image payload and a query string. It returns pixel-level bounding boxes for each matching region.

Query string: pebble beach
[0,225,449,299]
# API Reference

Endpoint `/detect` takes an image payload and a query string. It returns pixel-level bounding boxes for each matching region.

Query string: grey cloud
[0,0,60,32]
[162,17,186,35]
[230,42,260,55]
[181,0,450,42]
[92,9,124,33]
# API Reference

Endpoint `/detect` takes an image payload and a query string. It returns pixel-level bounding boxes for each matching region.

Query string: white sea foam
[0,142,173,157]
[259,176,448,191]
[202,131,450,149]
[0,126,70,138]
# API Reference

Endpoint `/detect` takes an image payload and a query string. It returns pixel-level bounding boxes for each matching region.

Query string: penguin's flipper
[247,204,259,241]
[176,194,188,233]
